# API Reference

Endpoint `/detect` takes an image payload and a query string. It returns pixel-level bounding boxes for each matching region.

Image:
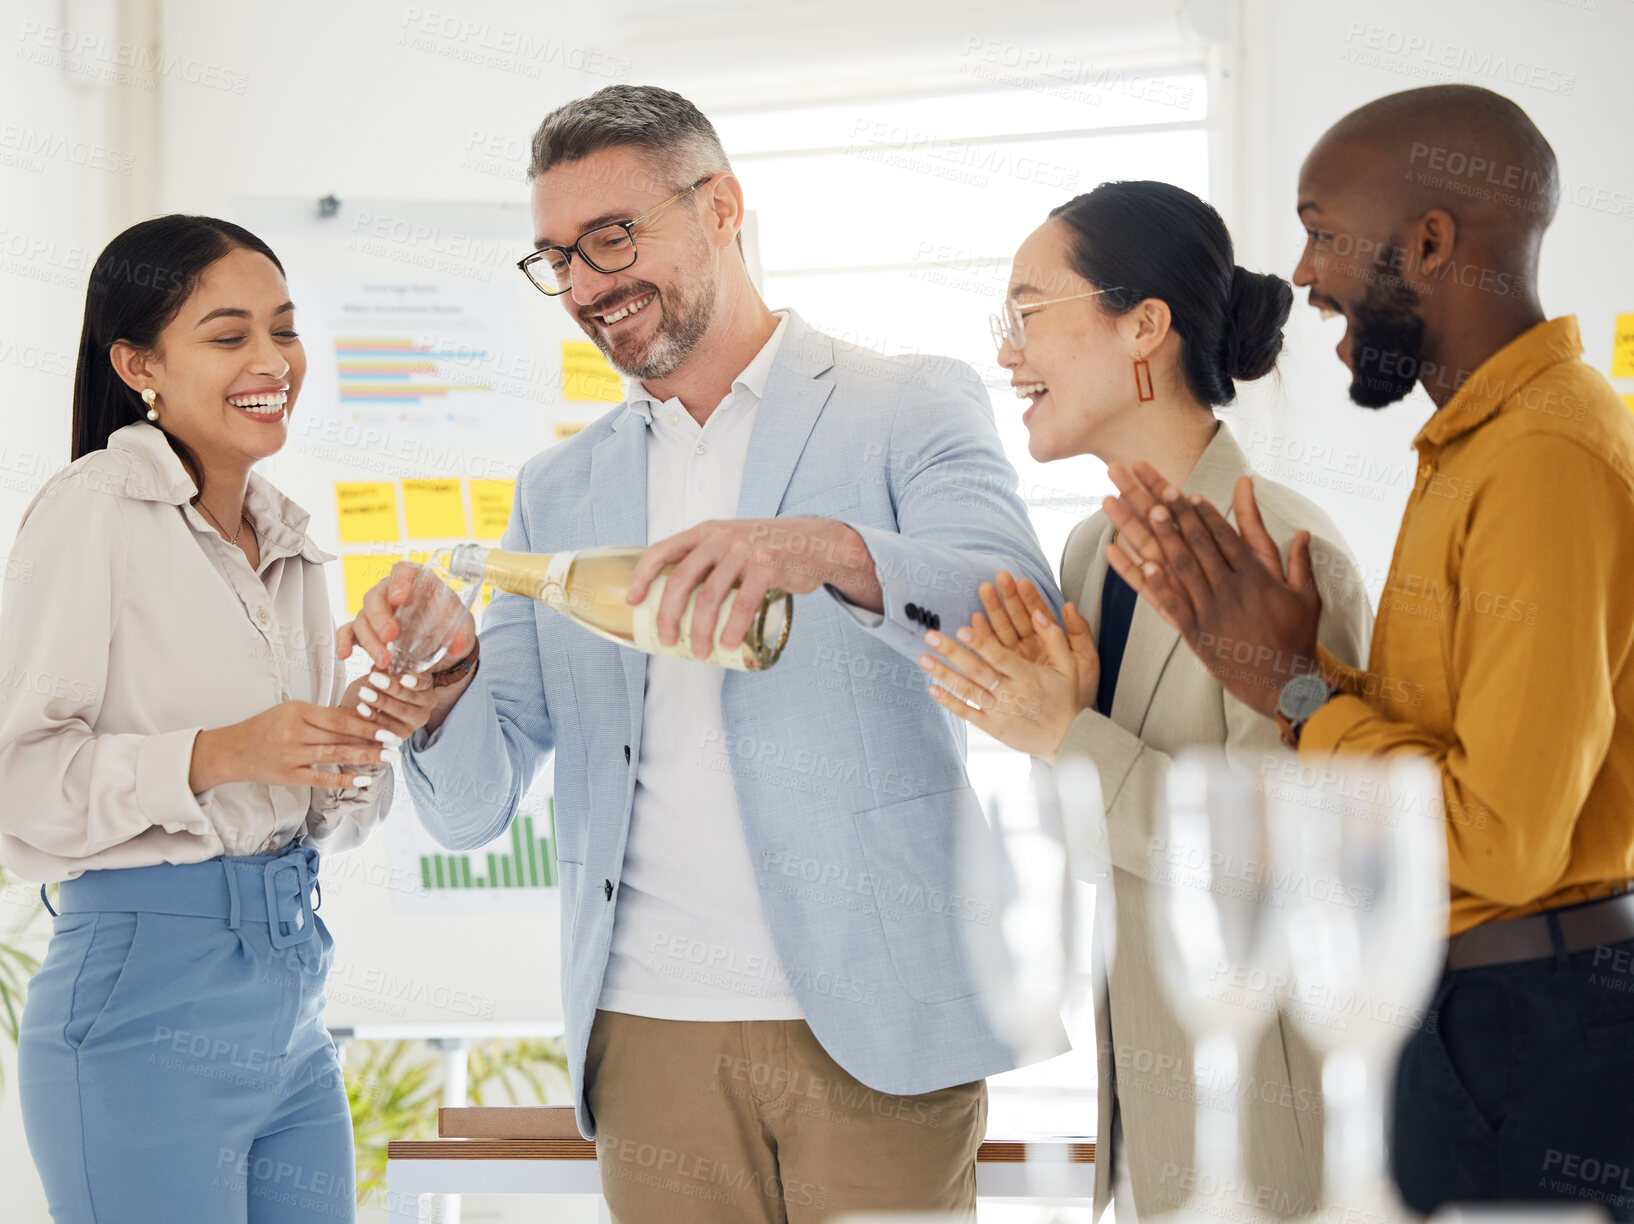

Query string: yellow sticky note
[470,479,515,539]
[1614,314,1634,379]
[554,422,587,441]
[1624,395,1634,415]
[402,478,467,539]
[336,482,400,544]
[341,553,400,617]
[562,340,623,403]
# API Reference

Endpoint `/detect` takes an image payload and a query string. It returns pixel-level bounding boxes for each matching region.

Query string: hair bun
[1224,265,1293,382]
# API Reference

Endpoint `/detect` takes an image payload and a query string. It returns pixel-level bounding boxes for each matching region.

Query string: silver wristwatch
[1275,672,1334,748]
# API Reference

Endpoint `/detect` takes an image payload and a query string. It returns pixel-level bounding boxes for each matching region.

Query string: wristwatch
[1275,672,1333,749]
[431,639,480,688]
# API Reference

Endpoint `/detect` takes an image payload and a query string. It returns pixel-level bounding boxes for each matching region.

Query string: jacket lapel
[590,410,651,734]
[1070,518,1116,640]
[734,313,836,520]
[1105,424,1254,735]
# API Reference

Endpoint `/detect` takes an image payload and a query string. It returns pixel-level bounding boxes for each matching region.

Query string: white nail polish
[360,687,378,703]
[352,775,374,788]
[357,702,372,717]
[380,747,401,764]
[369,672,390,688]
[375,729,400,745]
[400,674,419,689]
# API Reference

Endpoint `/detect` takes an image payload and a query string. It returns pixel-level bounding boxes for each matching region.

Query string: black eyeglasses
[518,175,716,297]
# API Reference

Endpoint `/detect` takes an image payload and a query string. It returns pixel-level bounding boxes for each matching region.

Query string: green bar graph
[417,798,560,892]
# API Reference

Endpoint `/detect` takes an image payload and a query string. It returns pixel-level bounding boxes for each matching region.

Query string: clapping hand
[1100,462,1322,717]
[917,572,1098,756]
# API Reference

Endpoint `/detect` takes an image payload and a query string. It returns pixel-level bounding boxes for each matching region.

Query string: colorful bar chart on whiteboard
[335,338,495,405]
[417,803,559,892]
[286,275,540,458]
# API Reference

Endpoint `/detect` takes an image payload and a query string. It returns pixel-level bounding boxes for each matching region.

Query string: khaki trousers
[584,1010,987,1223]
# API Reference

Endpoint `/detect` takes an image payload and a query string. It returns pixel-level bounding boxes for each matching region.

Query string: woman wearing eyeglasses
[916,180,1374,1221]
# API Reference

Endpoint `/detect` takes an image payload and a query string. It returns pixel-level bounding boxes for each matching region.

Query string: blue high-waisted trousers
[18,845,356,1223]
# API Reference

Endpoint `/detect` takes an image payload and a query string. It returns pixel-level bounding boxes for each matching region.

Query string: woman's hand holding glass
[918,571,1099,756]
[336,560,477,677]
[189,700,394,793]
[337,668,440,748]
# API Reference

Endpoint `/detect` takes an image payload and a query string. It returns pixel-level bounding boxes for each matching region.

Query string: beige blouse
[0,422,390,881]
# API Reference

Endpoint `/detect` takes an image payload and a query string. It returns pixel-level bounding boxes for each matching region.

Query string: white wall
[3,1,1632,1219]
[1226,0,1634,595]
[2,1,149,1216]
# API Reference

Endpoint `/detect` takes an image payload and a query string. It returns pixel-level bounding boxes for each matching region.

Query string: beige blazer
[1051,424,1373,1220]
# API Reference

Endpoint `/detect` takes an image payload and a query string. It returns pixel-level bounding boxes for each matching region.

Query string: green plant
[343,1034,571,1204]
[466,1036,571,1107]
[345,1039,443,1202]
[0,867,51,1094]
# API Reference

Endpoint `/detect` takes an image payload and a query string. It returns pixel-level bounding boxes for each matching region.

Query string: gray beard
[594,227,720,381]
[614,276,717,381]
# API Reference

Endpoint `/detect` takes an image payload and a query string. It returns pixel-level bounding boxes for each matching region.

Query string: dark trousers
[1393,934,1634,1221]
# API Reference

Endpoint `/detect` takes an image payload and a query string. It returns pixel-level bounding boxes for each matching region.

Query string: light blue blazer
[401,311,1064,1135]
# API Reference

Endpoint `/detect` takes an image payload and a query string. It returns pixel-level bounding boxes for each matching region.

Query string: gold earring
[141,388,158,421]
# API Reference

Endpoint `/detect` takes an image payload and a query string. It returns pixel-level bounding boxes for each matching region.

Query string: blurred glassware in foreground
[1148,751,1287,1224]
[1269,754,1447,1224]
[961,762,1077,1065]
[960,756,1100,1202]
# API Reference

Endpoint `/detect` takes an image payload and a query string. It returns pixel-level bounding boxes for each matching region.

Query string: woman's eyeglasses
[990,288,1114,351]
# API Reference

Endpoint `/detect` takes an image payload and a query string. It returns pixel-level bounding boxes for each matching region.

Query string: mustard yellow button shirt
[1304,316,1634,936]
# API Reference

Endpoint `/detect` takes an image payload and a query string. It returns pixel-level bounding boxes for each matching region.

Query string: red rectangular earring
[1133,357,1155,402]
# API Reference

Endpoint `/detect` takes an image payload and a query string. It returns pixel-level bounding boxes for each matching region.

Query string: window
[716,70,1212,1140]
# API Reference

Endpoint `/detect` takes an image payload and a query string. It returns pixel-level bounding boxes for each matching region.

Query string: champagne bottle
[443,544,791,671]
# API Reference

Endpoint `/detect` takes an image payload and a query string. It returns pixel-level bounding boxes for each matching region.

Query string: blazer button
[623,744,631,764]
[603,879,614,902]
[905,602,919,622]
[929,613,940,631]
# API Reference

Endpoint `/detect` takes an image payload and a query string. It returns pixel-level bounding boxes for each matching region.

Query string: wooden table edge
[388,1139,1094,1164]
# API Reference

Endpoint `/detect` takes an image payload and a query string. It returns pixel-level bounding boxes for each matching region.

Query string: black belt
[1445,888,1634,972]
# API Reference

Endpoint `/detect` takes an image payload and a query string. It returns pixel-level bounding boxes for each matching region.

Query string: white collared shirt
[597,311,804,1020]
[0,423,389,882]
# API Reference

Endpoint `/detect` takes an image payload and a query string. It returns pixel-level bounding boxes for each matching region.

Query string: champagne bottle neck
[447,544,493,584]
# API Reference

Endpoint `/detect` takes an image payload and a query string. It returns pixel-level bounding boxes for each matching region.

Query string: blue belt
[52,844,322,950]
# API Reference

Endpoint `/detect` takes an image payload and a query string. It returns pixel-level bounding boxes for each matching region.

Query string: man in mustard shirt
[1101,84,1634,1218]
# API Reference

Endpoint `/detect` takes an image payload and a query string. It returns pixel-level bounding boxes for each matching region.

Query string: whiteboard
[231,196,589,1023]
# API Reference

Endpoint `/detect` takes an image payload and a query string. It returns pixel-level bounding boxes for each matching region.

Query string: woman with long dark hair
[0,215,447,1221]
[917,181,1375,1220]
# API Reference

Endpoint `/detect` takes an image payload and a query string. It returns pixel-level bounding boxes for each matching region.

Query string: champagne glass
[1148,750,1288,1224]
[387,553,480,677]
[1268,754,1447,1224]
[958,755,1098,1203]
[961,758,1079,1067]
[1057,756,1116,979]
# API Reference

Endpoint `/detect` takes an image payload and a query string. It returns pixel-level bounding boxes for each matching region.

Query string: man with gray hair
[348,84,1065,1221]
